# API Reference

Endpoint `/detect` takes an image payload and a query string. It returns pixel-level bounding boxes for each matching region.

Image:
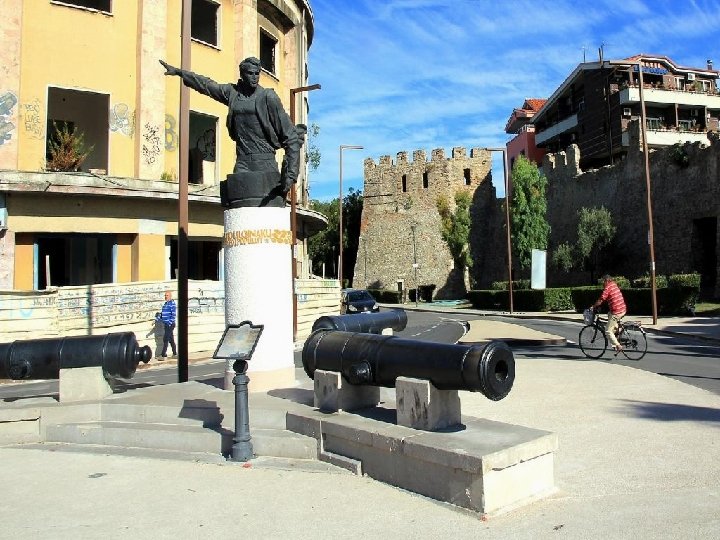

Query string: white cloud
[306,0,720,200]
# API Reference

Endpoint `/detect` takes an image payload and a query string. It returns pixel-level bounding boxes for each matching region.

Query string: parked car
[341,289,380,314]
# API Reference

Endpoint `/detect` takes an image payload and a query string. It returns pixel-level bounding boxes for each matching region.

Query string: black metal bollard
[311,309,408,334]
[231,359,253,462]
[302,329,515,401]
[0,332,151,382]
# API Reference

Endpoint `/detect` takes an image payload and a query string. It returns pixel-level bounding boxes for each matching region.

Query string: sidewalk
[2,307,720,538]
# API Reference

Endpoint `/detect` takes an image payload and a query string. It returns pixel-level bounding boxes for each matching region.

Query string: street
[2,311,719,399]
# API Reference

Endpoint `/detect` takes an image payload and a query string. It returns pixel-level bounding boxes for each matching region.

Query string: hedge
[369,288,402,303]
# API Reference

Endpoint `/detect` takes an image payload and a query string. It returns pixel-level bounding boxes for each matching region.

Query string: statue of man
[160,57,300,208]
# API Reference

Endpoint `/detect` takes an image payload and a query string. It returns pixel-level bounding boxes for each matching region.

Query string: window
[422,172,429,189]
[46,87,109,173]
[192,0,219,46]
[260,30,277,74]
[53,0,111,13]
[463,168,471,185]
[189,112,218,184]
[401,174,407,193]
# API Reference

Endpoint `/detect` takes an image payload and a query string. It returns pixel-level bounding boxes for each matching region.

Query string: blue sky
[305,0,720,200]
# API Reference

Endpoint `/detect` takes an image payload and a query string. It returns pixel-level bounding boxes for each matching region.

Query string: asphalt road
[2,311,719,399]
[489,315,720,396]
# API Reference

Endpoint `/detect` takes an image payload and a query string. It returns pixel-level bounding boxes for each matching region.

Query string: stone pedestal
[223,207,294,392]
[314,369,380,412]
[59,367,113,402]
[396,377,461,430]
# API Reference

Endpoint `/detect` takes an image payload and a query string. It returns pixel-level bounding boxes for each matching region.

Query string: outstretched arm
[158,59,231,105]
[159,59,179,76]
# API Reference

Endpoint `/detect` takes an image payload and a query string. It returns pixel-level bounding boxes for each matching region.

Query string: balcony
[620,85,720,108]
[534,113,578,145]
[621,126,710,148]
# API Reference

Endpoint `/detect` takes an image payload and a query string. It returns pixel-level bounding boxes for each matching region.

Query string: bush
[490,279,531,291]
[667,273,701,289]
[467,290,508,309]
[468,287,574,311]
[632,274,668,289]
[369,289,401,303]
[595,275,630,289]
[570,287,603,313]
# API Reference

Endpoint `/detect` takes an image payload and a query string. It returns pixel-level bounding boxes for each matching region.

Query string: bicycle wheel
[579,324,607,358]
[619,325,648,361]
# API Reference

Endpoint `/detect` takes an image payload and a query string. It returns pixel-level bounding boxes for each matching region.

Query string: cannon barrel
[311,309,408,334]
[0,332,151,381]
[302,329,515,401]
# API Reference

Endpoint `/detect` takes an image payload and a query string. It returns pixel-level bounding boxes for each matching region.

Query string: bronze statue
[160,57,300,208]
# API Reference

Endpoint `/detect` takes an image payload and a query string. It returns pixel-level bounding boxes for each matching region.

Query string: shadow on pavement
[616,399,720,424]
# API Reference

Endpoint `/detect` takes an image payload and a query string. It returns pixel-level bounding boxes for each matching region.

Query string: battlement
[364,146,489,171]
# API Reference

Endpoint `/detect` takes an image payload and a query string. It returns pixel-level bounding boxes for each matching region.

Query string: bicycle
[578,309,648,361]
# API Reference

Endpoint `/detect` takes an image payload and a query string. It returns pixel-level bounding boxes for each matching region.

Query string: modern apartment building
[531,54,720,170]
[0,0,323,290]
[504,98,547,170]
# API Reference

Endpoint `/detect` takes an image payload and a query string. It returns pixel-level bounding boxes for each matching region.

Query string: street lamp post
[487,147,513,314]
[410,224,418,307]
[289,83,321,341]
[606,58,658,324]
[338,144,363,287]
[635,60,659,325]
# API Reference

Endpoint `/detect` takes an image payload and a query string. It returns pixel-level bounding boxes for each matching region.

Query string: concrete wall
[0,277,338,352]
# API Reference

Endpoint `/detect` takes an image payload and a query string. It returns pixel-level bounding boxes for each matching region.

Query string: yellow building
[0,0,324,290]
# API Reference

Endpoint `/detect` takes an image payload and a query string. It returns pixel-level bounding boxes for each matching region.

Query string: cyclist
[591,275,627,353]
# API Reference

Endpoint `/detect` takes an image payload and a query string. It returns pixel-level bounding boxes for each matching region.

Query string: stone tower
[354,146,504,299]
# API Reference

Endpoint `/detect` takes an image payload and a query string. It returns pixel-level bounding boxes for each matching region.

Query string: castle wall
[545,121,720,296]
[355,147,506,298]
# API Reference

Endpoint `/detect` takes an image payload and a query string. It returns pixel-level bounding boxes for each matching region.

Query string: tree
[308,198,339,277]
[437,191,472,269]
[307,188,363,285]
[46,122,94,172]
[551,241,575,273]
[342,188,363,287]
[576,206,616,282]
[305,123,321,171]
[509,155,550,269]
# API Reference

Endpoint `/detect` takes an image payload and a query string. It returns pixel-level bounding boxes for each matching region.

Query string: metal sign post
[213,321,264,462]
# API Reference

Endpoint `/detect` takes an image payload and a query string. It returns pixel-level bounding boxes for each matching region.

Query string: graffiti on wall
[196,128,216,160]
[142,122,161,165]
[20,97,44,140]
[0,91,18,145]
[109,103,136,137]
[165,114,178,151]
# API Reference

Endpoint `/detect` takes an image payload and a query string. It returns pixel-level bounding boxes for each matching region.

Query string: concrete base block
[59,367,114,402]
[286,408,557,516]
[396,377,461,430]
[314,369,380,412]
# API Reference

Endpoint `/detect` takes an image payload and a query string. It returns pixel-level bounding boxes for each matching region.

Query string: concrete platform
[286,405,557,516]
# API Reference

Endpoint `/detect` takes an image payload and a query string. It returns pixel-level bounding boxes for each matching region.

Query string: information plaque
[212,321,264,360]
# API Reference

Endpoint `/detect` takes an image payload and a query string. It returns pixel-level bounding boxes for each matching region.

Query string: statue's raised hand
[159,59,179,76]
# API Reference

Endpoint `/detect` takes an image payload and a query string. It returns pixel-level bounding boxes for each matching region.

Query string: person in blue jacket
[155,290,177,360]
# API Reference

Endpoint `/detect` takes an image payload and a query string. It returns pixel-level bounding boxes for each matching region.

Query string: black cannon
[0,332,151,382]
[302,329,515,401]
[311,309,408,334]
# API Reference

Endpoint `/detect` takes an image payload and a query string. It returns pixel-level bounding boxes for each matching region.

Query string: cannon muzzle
[302,329,515,401]
[311,309,408,334]
[0,332,151,381]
